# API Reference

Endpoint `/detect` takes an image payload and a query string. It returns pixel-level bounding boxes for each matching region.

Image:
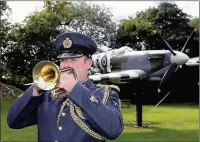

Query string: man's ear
[86,58,92,69]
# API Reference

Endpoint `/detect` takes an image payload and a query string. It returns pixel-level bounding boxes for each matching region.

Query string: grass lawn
[1,98,199,142]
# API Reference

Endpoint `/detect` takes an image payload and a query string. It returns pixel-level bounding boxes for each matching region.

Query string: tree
[2,1,73,82]
[3,1,117,83]
[68,2,117,48]
[116,7,158,50]
[0,1,12,82]
[116,2,198,57]
[187,18,199,57]
[0,1,11,52]
[189,17,199,29]
[0,2,20,96]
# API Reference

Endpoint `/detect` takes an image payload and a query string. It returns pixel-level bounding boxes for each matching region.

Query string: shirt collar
[81,78,93,88]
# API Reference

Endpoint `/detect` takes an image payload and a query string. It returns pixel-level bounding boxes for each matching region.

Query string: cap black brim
[57,51,84,59]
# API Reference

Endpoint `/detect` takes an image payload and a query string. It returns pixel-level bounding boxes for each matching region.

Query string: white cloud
[93,1,199,21]
[7,1,199,23]
[8,1,43,23]
[92,1,156,22]
[175,1,199,18]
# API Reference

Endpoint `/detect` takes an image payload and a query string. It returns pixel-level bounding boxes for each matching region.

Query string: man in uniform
[7,32,124,142]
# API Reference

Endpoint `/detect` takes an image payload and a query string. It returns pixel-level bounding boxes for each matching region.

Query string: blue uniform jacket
[7,79,124,142]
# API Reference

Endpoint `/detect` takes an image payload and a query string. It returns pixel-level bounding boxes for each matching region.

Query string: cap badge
[63,37,72,49]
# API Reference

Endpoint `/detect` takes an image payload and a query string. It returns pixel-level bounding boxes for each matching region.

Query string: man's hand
[32,84,42,96]
[57,71,78,93]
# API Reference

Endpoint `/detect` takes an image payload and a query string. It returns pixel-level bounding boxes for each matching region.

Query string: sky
[7,1,199,24]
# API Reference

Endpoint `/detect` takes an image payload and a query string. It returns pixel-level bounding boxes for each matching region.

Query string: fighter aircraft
[89,29,199,127]
[89,29,199,93]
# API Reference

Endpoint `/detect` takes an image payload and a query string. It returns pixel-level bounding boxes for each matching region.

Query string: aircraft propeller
[157,29,198,93]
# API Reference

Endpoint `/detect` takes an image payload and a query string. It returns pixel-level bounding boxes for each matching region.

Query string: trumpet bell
[33,60,60,90]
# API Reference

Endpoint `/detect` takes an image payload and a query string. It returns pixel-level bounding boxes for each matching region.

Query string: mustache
[60,67,73,70]
[59,67,76,73]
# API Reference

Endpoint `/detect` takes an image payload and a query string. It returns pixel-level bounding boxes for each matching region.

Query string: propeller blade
[181,29,198,52]
[156,32,176,56]
[156,29,197,94]
[158,64,177,93]
[147,90,172,115]
[161,37,176,56]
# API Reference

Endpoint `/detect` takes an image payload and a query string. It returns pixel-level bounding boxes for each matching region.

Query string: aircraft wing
[186,57,199,66]
[89,70,147,81]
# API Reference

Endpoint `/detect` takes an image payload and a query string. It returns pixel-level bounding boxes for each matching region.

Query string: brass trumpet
[32,60,78,96]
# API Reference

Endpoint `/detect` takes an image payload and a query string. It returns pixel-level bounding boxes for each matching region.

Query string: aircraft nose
[170,51,189,65]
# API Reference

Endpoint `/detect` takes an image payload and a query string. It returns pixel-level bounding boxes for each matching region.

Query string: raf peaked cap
[56,32,97,59]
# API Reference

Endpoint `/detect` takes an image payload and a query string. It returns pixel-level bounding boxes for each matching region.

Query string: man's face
[60,56,92,81]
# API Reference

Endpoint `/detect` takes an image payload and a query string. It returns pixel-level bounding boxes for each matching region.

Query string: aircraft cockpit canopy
[111,46,134,56]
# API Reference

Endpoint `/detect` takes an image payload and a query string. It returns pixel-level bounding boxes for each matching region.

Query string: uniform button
[58,126,62,130]
[62,112,66,117]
